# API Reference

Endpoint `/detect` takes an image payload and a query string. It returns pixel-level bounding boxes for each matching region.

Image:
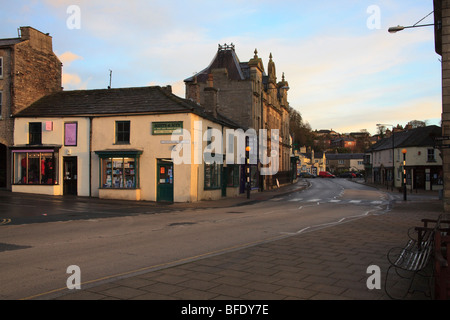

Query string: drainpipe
[89,116,93,197]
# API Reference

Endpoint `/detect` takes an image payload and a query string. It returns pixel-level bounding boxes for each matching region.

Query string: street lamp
[402,149,407,201]
[388,11,434,33]
[377,124,395,191]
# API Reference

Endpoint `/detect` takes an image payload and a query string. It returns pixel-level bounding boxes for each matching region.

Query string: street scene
[1,1,450,311]
[0,177,442,302]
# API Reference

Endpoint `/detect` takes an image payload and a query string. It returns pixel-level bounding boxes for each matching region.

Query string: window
[428,149,436,162]
[206,126,212,150]
[115,121,130,144]
[204,163,221,189]
[226,165,240,187]
[0,57,3,78]
[102,158,137,188]
[96,150,142,189]
[64,122,78,146]
[0,91,2,119]
[29,122,42,145]
[338,160,344,165]
[13,150,58,185]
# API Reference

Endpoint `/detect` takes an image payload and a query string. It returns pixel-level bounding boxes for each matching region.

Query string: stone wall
[441,0,450,211]
[0,26,62,189]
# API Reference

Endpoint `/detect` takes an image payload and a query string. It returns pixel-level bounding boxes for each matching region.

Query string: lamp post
[377,124,395,191]
[402,149,407,201]
[388,11,435,33]
[245,137,251,199]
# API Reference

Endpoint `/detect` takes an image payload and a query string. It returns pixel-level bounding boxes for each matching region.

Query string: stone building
[0,26,62,188]
[436,0,450,210]
[184,44,291,190]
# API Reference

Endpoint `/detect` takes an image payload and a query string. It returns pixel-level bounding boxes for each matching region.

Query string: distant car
[318,171,335,178]
[338,172,356,178]
[299,172,317,178]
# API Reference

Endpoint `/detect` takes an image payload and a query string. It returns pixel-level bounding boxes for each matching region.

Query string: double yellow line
[0,218,11,226]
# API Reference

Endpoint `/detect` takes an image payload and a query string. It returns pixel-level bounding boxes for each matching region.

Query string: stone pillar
[440,0,450,211]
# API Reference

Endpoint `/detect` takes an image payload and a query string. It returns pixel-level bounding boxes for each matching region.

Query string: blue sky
[0,0,441,135]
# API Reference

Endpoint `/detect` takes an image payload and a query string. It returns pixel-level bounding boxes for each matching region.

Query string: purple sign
[65,122,77,146]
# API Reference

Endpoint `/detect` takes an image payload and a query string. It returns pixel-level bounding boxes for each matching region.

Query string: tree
[407,120,427,128]
[289,107,314,151]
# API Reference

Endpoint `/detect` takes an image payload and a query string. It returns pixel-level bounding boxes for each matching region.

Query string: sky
[0,0,442,135]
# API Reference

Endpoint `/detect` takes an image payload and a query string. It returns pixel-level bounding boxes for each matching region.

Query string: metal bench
[385,216,442,299]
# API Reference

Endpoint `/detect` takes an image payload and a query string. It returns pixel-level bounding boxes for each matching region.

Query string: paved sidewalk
[44,180,444,301]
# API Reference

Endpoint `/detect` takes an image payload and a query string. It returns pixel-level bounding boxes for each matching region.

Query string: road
[0,178,389,300]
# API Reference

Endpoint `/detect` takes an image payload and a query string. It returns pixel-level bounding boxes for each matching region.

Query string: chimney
[186,76,200,103]
[20,26,53,52]
[203,74,218,118]
[161,85,172,94]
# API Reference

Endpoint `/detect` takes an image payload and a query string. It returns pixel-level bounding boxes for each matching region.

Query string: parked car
[338,172,356,178]
[299,172,317,178]
[318,171,335,178]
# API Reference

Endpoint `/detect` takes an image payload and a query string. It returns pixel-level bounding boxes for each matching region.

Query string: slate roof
[15,85,243,129]
[184,46,259,83]
[0,38,22,47]
[367,125,441,152]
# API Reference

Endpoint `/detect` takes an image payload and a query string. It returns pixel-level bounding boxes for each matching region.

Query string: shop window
[29,122,42,145]
[226,165,240,187]
[204,163,221,189]
[115,121,130,144]
[249,164,259,189]
[13,151,57,185]
[101,157,138,189]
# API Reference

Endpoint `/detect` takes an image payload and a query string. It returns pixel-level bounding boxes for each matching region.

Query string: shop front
[10,145,61,195]
[95,149,143,201]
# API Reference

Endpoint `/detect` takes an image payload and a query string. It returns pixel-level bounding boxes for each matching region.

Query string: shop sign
[152,121,183,135]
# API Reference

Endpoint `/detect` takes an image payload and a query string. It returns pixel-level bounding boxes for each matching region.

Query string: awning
[94,149,143,158]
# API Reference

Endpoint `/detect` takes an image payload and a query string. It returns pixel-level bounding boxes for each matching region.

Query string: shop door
[414,168,425,190]
[157,160,173,202]
[0,144,6,188]
[222,167,228,197]
[63,157,77,195]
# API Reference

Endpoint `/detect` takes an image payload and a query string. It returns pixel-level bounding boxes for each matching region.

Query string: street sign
[434,136,450,141]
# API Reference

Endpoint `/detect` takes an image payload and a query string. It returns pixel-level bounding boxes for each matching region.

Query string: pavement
[25,179,445,301]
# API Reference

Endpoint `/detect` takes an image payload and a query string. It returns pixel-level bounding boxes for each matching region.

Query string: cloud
[62,73,81,86]
[62,73,90,90]
[58,51,83,66]
[39,0,439,134]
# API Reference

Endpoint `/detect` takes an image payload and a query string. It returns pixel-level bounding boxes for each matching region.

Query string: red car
[319,171,335,178]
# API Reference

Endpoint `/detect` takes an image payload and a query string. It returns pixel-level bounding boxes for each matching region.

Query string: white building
[366,125,442,191]
[11,85,258,202]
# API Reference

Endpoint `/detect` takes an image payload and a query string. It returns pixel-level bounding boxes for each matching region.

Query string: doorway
[63,157,77,195]
[0,144,6,188]
[157,160,173,202]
